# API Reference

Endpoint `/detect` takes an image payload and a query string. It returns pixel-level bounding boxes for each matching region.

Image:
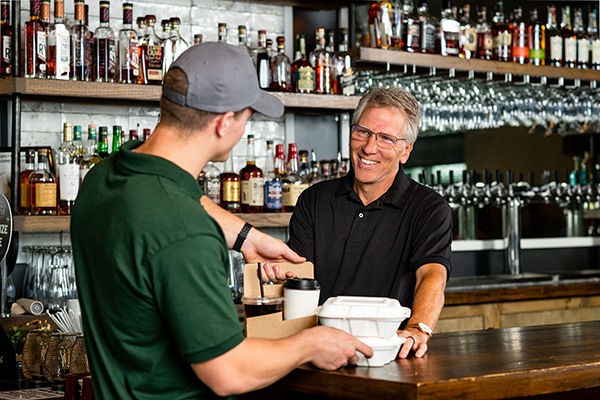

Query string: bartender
[264,87,452,359]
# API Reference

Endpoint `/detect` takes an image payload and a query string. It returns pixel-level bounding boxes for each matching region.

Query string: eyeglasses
[351,125,406,148]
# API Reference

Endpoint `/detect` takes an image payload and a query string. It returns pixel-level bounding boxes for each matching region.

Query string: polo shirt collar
[336,163,412,209]
[116,141,204,199]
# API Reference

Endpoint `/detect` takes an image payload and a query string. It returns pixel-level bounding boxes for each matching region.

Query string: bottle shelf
[350,47,600,81]
[13,212,293,232]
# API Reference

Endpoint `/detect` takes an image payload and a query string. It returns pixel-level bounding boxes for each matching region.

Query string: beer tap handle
[422,169,428,186]
[449,170,454,185]
[529,172,535,186]
[437,170,442,187]
[496,169,502,185]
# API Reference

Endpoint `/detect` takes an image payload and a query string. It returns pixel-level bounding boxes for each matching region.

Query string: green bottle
[112,126,123,153]
[98,126,110,159]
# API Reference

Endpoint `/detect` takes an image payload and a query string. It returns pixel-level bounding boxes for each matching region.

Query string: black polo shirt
[288,165,452,308]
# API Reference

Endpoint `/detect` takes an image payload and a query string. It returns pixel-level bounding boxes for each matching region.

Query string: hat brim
[249,90,285,119]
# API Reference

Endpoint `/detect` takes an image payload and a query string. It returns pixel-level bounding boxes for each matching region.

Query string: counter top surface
[268,321,600,399]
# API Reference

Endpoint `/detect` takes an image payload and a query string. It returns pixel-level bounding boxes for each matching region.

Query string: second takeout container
[317,296,412,337]
[356,336,407,367]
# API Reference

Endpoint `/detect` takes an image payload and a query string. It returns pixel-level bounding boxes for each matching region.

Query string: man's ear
[214,111,235,138]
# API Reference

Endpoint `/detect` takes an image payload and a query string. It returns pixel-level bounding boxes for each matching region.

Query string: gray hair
[351,87,421,144]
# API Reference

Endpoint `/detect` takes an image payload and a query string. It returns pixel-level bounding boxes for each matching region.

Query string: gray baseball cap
[162,42,284,119]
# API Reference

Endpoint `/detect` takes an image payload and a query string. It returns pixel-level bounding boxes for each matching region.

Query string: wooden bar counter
[244,321,600,400]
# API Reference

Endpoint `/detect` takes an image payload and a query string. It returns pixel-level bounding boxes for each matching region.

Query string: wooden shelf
[351,47,600,80]
[235,0,370,9]
[270,92,359,110]
[13,213,292,232]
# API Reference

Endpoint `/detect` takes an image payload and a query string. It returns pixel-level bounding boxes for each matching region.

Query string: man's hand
[260,262,298,283]
[299,326,374,370]
[396,328,428,358]
[241,227,305,265]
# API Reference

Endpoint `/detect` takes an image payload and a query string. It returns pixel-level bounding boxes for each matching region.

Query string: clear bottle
[240,135,264,213]
[377,2,394,49]
[291,34,314,94]
[25,0,46,78]
[476,6,494,60]
[574,8,589,69]
[308,149,322,185]
[220,150,241,213]
[118,2,139,84]
[111,125,122,153]
[440,0,460,56]
[144,15,163,84]
[47,0,69,80]
[511,6,528,64]
[255,30,270,90]
[29,148,56,215]
[402,0,420,52]
[263,141,282,213]
[238,25,252,57]
[459,4,476,59]
[136,16,148,84]
[94,1,116,82]
[80,125,100,183]
[310,28,332,95]
[418,0,437,54]
[590,10,600,71]
[57,122,79,215]
[161,19,173,77]
[562,6,577,69]
[333,28,356,96]
[269,36,291,92]
[546,5,562,67]
[19,149,36,215]
[198,162,221,205]
[218,22,227,43]
[528,8,545,66]
[98,126,110,159]
[0,0,12,78]
[169,17,188,62]
[282,143,309,213]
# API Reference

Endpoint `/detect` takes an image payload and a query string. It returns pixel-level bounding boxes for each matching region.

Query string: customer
[71,43,372,400]
[263,87,452,360]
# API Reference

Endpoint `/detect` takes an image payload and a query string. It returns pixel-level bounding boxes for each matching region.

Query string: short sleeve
[287,188,316,263]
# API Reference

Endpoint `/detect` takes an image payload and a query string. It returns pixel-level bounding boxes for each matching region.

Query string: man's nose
[363,133,378,153]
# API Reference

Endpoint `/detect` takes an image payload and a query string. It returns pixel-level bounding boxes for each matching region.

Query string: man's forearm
[407,263,447,330]
[201,195,246,248]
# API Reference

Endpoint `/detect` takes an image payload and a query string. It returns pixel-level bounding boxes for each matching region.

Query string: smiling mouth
[360,157,379,166]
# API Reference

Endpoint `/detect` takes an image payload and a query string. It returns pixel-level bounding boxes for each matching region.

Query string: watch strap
[233,222,253,252]
[405,323,432,343]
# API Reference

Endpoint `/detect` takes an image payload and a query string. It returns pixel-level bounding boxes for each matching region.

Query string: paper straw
[257,262,265,299]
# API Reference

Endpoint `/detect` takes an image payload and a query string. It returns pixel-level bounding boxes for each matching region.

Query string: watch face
[419,322,432,335]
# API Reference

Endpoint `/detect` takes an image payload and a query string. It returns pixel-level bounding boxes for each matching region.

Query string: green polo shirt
[71,141,244,400]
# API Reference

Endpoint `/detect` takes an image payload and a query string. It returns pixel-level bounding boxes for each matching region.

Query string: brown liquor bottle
[0,0,12,77]
[545,5,562,67]
[492,0,511,62]
[19,149,36,214]
[282,143,309,213]
[25,0,46,78]
[511,7,529,64]
[144,15,163,84]
[29,148,57,215]
[220,150,241,213]
[240,135,264,213]
[562,6,577,69]
[291,34,314,93]
[476,7,494,60]
[94,1,116,82]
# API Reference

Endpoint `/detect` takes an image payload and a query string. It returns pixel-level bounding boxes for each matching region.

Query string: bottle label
[241,177,264,206]
[513,45,529,59]
[406,23,420,49]
[421,21,436,51]
[20,183,29,208]
[529,48,545,61]
[206,176,220,204]
[578,39,590,63]
[341,68,355,96]
[316,65,331,92]
[130,39,139,75]
[56,30,70,79]
[258,58,270,89]
[58,164,80,201]
[463,27,477,52]
[369,23,377,48]
[264,180,282,210]
[297,66,314,91]
[35,183,57,207]
[494,31,512,48]
[592,40,600,64]
[565,37,577,61]
[36,31,46,68]
[550,36,563,60]
[222,181,240,202]
[2,35,10,67]
[483,33,494,50]
[282,183,308,207]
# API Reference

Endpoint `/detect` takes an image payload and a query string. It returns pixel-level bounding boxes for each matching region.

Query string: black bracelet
[233,222,253,252]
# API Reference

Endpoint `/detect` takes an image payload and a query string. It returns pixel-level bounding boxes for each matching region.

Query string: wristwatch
[405,322,433,343]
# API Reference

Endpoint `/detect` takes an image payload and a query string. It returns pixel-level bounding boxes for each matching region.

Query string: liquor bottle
[237,25,252,57]
[528,8,545,66]
[255,30,270,90]
[143,128,151,141]
[111,126,122,153]
[194,34,203,45]
[476,7,493,60]
[492,0,511,61]
[240,135,264,213]
[377,2,393,49]
[367,2,379,47]
[590,10,600,71]
[333,28,356,96]
[25,0,46,78]
[402,0,420,52]
[511,7,528,64]
[198,162,221,205]
[46,0,69,80]
[80,125,100,182]
[282,143,309,213]
[458,4,476,59]
[0,0,12,77]
[169,17,188,62]
[128,129,137,141]
[308,149,321,185]
[94,1,116,82]
[218,22,227,43]
[161,20,173,77]
[291,34,314,93]
[562,6,577,69]
[263,141,282,213]
[70,0,91,81]
[29,148,57,215]
[440,0,460,56]
[546,5,562,67]
[220,150,241,213]
[269,36,291,92]
[73,125,83,162]
[574,9,589,69]
[310,28,332,95]
[266,38,273,57]
[418,0,437,54]
[298,150,310,177]
[98,126,110,159]
[144,15,163,84]
[118,2,139,84]
[57,122,79,215]
[19,149,36,214]
[136,16,148,84]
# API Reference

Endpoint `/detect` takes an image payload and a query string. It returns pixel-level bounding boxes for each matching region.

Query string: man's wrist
[233,222,253,252]
[404,322,433,343]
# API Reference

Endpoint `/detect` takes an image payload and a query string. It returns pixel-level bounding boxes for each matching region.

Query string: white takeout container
[317,296,412,337]
[356,335,406,367]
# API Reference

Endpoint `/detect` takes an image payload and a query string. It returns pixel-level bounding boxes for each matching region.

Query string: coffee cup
[283,278,320,320]
[242,296,283,319]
